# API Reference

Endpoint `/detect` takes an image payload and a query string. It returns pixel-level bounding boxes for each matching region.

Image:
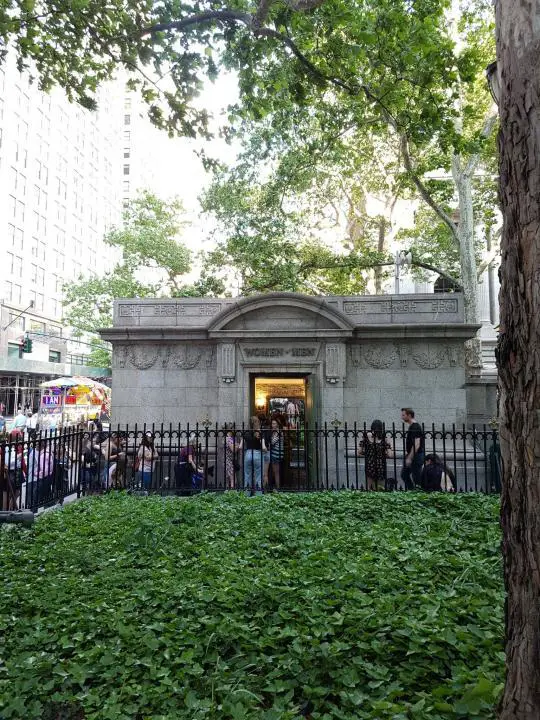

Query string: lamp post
[486,62,500,105]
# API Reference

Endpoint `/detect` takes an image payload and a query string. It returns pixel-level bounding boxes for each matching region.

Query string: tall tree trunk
[496,1,540,718]
[374,217,386,293]
[452,155,482,371]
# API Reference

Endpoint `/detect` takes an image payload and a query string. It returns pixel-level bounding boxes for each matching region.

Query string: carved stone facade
[102,292,478,427]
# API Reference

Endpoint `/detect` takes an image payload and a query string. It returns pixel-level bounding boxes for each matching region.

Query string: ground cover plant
[0,492,503,719]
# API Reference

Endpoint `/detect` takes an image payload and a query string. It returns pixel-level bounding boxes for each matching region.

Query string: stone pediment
[207,293,354,337]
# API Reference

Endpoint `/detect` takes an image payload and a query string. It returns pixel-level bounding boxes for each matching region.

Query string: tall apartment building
[122,92,158,202]
[0,55,124,413]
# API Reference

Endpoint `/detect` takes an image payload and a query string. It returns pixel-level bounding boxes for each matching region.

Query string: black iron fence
[0,424,502,512]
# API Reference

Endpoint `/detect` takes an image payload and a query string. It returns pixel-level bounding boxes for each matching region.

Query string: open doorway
[252,375,306,427]
[250,374,311,489]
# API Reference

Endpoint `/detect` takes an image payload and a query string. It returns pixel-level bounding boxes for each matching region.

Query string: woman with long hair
[243,416,267,495]
[136,432,159,490]
[224,424,241,490]
[357,419,394,491]
[2,430,26,510]
[268,418,284,491]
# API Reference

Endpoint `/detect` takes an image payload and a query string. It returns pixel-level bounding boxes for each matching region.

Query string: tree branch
[400,135,459,243]
[142,10,252,36]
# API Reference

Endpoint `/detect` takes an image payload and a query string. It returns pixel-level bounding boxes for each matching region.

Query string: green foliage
[63,191,199,334]
[87,337,113,369]
[201,125,395,294]
[0,493,503,719]
[1,0,494,149]
[397,208,462,280]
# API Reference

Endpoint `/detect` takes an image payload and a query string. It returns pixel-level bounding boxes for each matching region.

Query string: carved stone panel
[113,344,129,369]
[364,344,397,369]
[129,346,161,370]
[348,345,361,367]
[395,343,409,368]
[219,343,236,383]
[411,344,447,370]
[325,343,346,383]
[169,345,202,370]
[346,341,465,371]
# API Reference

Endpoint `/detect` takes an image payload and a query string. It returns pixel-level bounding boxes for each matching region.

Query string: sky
[148,73,240,252]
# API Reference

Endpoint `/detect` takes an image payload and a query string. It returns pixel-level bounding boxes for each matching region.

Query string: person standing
[358,419,394,491]
[400,408,424,490]
[243,416,266,494]
[3,430,26,510]
[36,439,54,507]
[268,418,284,491]
[13,409,27,433]
[136,433,159,490]
[224,425,241,490]
[26,411,39,441]
[286,399,298,428]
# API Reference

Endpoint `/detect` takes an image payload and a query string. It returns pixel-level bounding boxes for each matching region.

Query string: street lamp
[486,62,500,105]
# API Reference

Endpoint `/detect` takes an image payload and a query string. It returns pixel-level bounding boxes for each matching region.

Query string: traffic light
[22,336,33,353]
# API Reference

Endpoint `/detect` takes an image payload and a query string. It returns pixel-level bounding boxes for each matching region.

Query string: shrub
[0,492,503,719]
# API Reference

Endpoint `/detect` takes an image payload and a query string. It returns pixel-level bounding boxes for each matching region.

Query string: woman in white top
[136,433,159,490]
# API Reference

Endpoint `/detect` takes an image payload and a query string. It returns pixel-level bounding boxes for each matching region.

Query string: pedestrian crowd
[0,405,456,511]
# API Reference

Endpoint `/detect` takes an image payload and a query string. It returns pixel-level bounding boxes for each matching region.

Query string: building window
[8,254,22,278]
[123,180,130,193]
[123,164,130,175]
[29,319,45,333]
[124,114,131,125]
[124,148,130,159]
[123,130,130,142]
[8,343,21,358]
[10,284,22,305]
[30,263,37,283]
[49,350,61,363]
[8,313,24,332]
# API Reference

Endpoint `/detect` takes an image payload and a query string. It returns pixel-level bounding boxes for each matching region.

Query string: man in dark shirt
[400,407,425,490]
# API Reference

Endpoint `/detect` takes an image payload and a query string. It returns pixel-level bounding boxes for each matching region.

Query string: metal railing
[0,423,502,511]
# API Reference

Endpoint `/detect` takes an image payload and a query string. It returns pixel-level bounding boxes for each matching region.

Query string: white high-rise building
[0,55,125,412]
[122,91,158,202]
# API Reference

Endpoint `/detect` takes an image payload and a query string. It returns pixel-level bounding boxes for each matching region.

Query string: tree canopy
[2,0,491,144]
[62,191,221,338]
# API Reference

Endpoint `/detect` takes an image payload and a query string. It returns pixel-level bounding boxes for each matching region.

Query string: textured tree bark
[374,217,386,294]
[453,155,483,370]
[496,1,540,718]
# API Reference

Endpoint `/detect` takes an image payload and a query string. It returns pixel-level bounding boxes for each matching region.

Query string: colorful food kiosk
[39,376,111,429]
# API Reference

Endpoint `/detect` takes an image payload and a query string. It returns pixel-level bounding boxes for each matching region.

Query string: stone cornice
[351,324,481,340]
[100,323,479,343]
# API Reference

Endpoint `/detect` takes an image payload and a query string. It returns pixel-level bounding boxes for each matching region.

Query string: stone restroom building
[101,292,482,428]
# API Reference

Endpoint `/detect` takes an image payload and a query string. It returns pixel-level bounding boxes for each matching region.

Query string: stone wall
[102,292,479,427]
[344,340,467,427]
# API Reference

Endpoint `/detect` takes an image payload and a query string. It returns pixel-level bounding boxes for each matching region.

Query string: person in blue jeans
[136,433,159,490]
[400,407,425,490]
[243,417,267,495]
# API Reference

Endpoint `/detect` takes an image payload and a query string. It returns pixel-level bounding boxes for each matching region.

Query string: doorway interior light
[486,61,500,105]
